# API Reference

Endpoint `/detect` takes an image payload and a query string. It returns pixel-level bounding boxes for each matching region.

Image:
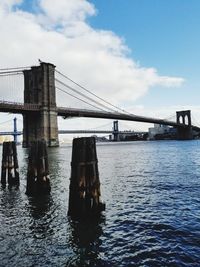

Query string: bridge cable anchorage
[55,69,134,115]
[55,79,117,112]
[56,86,108,112]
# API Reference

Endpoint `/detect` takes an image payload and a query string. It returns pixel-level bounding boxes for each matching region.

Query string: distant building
[148,124,177,140]
[92,135,109,142]
[109,132,148,141]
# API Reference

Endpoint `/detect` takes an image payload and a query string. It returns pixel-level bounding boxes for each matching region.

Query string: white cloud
[0,0,184,103]
[0,0,185,135]
[0,0,22,11]
[39,0,96,26]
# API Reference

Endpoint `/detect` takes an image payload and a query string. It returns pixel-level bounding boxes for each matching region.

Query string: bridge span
[0,62,197,146]
[0,119,146,143]
[0,101,39,113]
[0,101,189,128]
[57,107,179,127]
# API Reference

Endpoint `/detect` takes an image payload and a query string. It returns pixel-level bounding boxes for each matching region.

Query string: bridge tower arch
[176,110,193,140]
[23,62,59,147]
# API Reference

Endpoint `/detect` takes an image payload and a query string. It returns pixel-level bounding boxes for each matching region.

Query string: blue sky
[89,0,200,107]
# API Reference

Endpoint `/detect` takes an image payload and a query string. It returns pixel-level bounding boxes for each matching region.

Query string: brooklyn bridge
[0,62,198,146]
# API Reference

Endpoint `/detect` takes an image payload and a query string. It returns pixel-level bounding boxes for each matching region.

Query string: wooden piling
[1,142,7,185]
[26,140,51,195]
[12,141,19,185]
[68,137,105,218]
[1,141,19,186]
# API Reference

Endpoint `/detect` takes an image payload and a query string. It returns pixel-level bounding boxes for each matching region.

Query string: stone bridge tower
[113,120,119,141]
[176,110,193,140]
[23,62,59,147]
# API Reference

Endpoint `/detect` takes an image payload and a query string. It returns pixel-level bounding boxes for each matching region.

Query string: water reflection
[67,216,105,267]
[0,185,21,214]
[27,194,54,238]
[1,142,200,266]
[28,194,53,219]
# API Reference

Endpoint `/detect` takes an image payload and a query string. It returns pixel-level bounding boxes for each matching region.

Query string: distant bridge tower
[113,120,119,141]
[13,117,18,144]
[176,110,193,140]
[23,62,59,147]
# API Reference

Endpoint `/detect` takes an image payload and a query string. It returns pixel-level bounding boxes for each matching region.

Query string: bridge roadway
[0,101,199,130]
[0,130,147,136]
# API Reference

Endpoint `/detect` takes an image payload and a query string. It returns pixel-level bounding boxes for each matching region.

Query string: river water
[0,140,200,267]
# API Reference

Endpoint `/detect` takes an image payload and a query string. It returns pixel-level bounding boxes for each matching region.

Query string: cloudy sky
[1,0,200,139]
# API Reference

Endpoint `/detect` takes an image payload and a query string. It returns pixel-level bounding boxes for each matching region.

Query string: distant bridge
[58,130,146,135]
[0,130,146,136]
[0,119,147,143]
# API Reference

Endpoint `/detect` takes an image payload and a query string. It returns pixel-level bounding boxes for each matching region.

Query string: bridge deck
[0,101,40,113]
[57,107,179,127]
[0,101,198,129]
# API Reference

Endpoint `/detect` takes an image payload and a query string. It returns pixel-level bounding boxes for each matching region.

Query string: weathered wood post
[26,140,51,195]
[1,142,7,185]
[12,141,20,184]
[1,141,19,186]
[68,137,105,218]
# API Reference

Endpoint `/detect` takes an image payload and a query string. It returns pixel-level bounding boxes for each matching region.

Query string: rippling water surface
[0,140,200,266]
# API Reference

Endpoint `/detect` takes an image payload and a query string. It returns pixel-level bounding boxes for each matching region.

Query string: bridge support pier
[23,62,59,147]
[13,117,18,144]
[176,110,193,140]
[113,120,119,141]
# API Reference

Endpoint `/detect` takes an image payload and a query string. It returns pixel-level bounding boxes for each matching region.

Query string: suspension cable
[163,113,176,121]
[88,122,112,130]
[55,78,117,112]
[191,115,200,127]
[55,69,131,115]
[56,86,107,112]
[0,72,23,77]
[0,66,31,71]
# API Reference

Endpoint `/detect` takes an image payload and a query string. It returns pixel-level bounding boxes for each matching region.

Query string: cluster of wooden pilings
[1,137,105,219]
[1,141,19,186]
